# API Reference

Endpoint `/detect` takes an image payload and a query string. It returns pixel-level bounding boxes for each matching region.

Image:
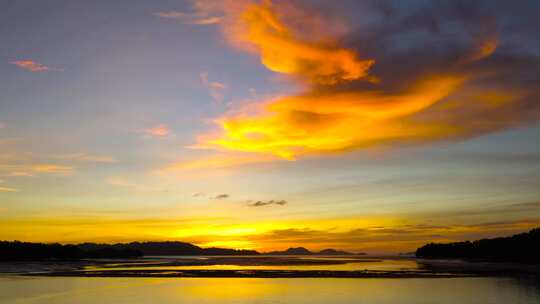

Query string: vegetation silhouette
[0,240,359,261]
[416,227,540,263]
[0,241,142,261]
[78,241,260,256]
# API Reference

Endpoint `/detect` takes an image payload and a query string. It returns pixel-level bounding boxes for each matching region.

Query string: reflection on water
[1,276,539,304]
[85,257,421,272]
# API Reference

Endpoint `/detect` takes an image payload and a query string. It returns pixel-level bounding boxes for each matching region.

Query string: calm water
[85,257,421,272]
[1,276,540,304]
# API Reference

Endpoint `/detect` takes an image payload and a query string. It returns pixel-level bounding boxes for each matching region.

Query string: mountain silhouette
[0,240,359,261]
[78,241,260,256]
[0,241,142,260]
[266,247,355,255]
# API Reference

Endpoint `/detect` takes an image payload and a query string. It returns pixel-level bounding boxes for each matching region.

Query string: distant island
[416,227,540,263]
[266,247,361,255]
[0,240,359,261]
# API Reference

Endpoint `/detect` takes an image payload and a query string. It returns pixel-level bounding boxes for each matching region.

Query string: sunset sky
[1,0,540,253]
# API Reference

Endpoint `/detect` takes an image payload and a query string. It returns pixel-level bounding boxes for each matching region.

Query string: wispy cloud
[200,72,227,103]
[158,152,277,173]
[139,124,171,138]
[8,171,34,177]
[248,199,287,207]
[105,176,164,192]
[0,163,74,177]
[0,179,17,192]
[9,60,62,72]
[31,164,73,175]
[154,0,227,25]
[191,193,231,200]
[1,148,78,178]
[53,153,117,163]
[154,10,222,25]
[0,186,17,192]
[213,193,230,199]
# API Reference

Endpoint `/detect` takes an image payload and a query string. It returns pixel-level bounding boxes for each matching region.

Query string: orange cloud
[8,171,34,177]
[201,75,466,159]
[229,1,374,85]
[140,124,171,138]
[464,37,498,63]
[187,1,539,164]
[0,186,17,192]
[200,72,227,103]
[32,164,73,175]
[0,162,74,177]
[9,60,61,72]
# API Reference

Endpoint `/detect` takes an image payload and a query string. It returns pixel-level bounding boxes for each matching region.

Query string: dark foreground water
[1,276,540,304]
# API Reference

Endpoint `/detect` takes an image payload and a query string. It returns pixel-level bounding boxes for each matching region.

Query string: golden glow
[201,75,466,159]
[159,153,278,172]
[1,213,538,252]
[200,240,256,249]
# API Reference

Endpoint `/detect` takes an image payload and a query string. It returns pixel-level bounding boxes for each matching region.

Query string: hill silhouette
[416,227,540,263]
[0,241,142,261]
[0,241,259,261]
[0,240,359,260]
[78,241,259,256]
[266,247,355,255]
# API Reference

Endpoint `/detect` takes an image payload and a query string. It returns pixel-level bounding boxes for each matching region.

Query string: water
[1,276,540,303]
[84,257,421,272]
[2,258,540,303]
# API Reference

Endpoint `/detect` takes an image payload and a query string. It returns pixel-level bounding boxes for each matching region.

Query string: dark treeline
[0,241,142,261]
[0,240,359,261]
[78,241,260,256]
[77,242,356,256]
[416,227,540,263]
[0,241,259,261]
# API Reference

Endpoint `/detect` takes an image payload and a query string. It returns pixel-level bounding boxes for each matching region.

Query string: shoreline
[4,256,540,279]
[25,269,477,279]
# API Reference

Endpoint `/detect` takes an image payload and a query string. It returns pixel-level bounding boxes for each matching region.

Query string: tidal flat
[4,256,540,278]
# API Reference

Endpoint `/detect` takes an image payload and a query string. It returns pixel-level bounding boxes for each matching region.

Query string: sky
[1,0,540,254]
